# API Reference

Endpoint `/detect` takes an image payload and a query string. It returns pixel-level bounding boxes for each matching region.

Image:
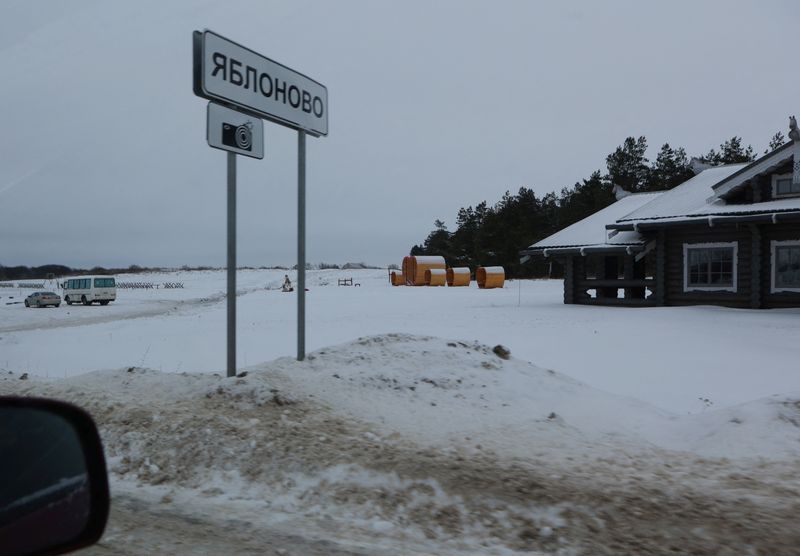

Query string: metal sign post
[194,29,327,365]
[297,130,306,360]
[227,152,237,377]
[206,102,263,378]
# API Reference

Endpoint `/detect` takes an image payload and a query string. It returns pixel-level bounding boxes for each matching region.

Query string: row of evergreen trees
[410,133,787,278]
[0,264,154,282]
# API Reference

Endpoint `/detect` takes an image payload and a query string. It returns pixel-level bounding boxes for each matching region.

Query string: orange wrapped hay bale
[404,255,446,286]
[390,271,405,286]
[476,266,505,289]
[425,268,446,286]
[446,267,471,287]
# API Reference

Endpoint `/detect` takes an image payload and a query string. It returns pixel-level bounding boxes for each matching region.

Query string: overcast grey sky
[1,0,798,268]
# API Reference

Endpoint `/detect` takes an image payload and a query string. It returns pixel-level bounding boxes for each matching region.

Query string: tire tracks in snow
[0,287,265,334]
[83,492,373,556]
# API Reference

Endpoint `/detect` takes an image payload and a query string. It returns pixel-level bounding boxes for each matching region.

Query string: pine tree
[766,131,787,154]
[605,136,650,192]
[559,171,614,227]
[419,219,453,259]
[703,136,755,164]
[408,131,759,278]
[649,143,694,191]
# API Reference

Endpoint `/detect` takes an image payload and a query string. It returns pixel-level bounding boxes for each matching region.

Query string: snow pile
[265,334,677,460]
[3,359,573,553]
[665,395,800,459]
[4,334,800,553]
[262,334,800,461]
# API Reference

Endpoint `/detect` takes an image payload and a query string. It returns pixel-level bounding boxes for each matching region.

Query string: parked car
[24,292,61,308]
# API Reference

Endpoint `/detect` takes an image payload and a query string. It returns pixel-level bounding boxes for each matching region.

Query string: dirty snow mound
[275,333,677,456]
[262,334,800,462]
[3,334,800,553]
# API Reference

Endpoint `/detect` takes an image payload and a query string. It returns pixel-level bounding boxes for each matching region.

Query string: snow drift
[4,334,800,553]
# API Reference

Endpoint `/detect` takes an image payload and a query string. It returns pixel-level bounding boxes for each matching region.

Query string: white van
[62,276,117,306]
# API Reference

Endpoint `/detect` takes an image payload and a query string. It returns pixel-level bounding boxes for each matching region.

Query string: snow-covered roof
[525,149,800,255]
[615,165,745,222]
[617,163,800,223]
[526,192,663,251]
[711,141,795,199]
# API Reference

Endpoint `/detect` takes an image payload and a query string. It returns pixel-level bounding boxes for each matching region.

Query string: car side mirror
[0,398,110,556]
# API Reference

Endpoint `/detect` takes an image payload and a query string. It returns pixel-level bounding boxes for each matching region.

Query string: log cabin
[521,129,800,309]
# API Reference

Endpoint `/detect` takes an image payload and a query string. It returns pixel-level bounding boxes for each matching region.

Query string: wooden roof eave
[607,210,800,231]
[519,244,645,259]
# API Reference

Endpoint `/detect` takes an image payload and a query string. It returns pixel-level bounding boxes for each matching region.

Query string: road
[84,493,376,556]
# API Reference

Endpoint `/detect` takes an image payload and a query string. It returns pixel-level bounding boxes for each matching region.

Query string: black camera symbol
[221,121,253,151]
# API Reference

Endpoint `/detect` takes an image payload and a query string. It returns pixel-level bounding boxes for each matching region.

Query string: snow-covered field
[3,268,799,415]
[2,269,800,554]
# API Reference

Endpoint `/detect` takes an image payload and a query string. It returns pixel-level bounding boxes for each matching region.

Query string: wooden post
[749,224,762,309]
[623,255,634,299]
[575,256,590,302]
[563,257,574,304]
[655,229,666,306]
[633,258,647,299]
[599,256,618,298]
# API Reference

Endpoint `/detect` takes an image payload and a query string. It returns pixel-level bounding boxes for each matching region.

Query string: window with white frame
[771,240,800,293]
[772,173,800,198]
[683,242,738,292]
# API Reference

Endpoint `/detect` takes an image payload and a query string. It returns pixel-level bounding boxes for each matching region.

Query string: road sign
[194,29,328,369]
[207,102,264,159]
[193,30,328,137]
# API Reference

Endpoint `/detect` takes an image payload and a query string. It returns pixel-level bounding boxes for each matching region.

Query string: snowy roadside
[4,270,799,416]
[4,334,800,554]
[0,267,281,334]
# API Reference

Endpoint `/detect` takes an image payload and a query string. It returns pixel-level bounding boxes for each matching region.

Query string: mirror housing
[0,397,110,556]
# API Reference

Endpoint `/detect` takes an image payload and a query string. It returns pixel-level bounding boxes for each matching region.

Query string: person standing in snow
[282,274,294,292]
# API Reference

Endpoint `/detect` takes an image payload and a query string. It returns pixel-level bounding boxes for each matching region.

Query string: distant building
[521,131,800,309]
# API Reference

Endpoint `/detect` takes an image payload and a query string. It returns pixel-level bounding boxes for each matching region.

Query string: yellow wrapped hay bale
[425,268,446,286]
[476,266,505,289]
[404,255,446,286]
[390,271,405,286]
[446,267,471,287]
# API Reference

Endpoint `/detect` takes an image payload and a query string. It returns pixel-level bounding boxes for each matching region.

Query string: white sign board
[207,102,264,159]
[194,30,328,137]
